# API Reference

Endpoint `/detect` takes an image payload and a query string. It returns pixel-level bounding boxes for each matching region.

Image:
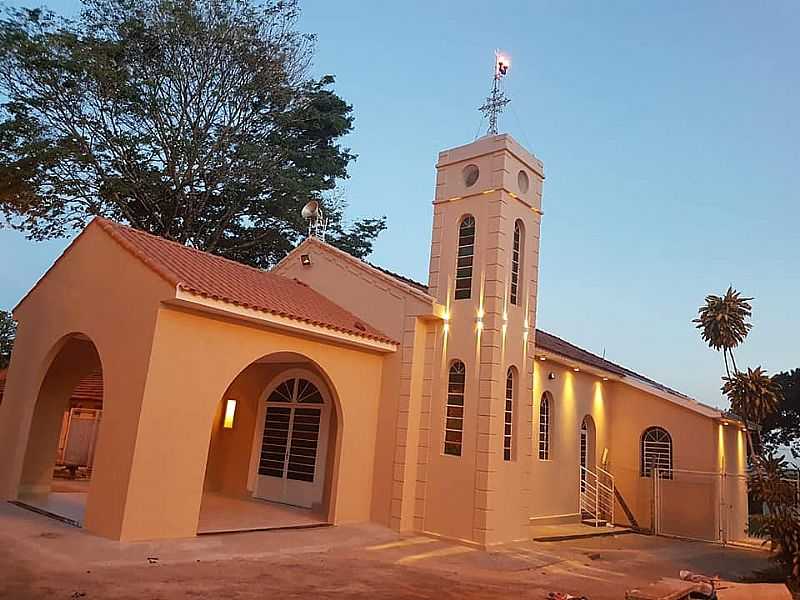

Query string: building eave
[170,290,399,354]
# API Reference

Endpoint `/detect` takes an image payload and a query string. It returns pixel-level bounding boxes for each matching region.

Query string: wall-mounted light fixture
[573,367,580,373]
[223,399,237,429]
[548,372,556,381]
[300,254,312,267]
[602,377,609,382]
[538,355,547,361]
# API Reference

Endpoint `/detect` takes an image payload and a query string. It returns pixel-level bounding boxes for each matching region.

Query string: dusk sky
[1,1,798,410]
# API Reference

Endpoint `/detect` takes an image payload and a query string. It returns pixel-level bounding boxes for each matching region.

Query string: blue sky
[1,1,798,409]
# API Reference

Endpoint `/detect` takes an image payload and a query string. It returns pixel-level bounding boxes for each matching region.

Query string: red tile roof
[94,219,396,345]
[0,370,102,404]
[71,372,103,402]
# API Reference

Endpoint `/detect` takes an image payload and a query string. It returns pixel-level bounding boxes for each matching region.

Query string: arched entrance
[200,353,339,533]
[16,334,104,527]
[248,369,332,509]
[579,415,596,492]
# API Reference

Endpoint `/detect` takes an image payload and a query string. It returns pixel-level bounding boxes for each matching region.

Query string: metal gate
[62,408,102,468]
[654,468,750,545]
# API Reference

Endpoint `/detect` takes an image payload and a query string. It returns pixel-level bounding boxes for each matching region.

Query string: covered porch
[13,480,328,534]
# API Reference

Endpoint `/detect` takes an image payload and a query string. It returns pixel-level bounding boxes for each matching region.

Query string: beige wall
[0,223,390,542]
[530,362,611,521]
[0,223,174,539]
[423,134,544,545]
[275,243,436,531]
[115,304,386,540]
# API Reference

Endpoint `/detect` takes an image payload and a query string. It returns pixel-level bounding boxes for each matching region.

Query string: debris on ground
[679,569,718,598]
[547,593,589,600]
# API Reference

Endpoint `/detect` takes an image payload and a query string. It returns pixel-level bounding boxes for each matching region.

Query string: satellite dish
[301,200,327,241]
[301,200,321,220]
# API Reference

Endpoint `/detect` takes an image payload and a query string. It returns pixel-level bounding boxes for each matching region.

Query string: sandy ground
[0,502,780,599]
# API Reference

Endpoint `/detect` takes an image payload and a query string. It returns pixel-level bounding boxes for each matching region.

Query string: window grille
[641,426,673,479]
[444,361,466,456]
[454,216,475,300]
[510,220,523,305]
[538,393,551,460]
[504,368,515,461]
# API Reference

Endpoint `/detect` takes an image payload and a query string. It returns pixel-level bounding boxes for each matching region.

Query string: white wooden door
[253,375,329,509]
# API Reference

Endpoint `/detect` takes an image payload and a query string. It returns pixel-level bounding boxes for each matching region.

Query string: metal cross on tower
[479,52,511,135]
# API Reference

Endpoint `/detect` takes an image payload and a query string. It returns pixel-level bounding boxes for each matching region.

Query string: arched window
[444,361,466,456]
[504,367,516,461]
[510,220,524,305]
[538,392,551,460]
[641,427,673,479]
[454,216,475,300]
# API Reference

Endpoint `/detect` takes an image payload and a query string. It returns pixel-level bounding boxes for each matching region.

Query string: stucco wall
[116,304,386,540]
[275,244,435,530]
[530,361,611,521]
[0,223,174,539]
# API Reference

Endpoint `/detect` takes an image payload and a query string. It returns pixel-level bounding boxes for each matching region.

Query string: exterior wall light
[539,356,547,361]
[223,399,237,429]
[573,367,580,372]
[548,372,556,380]
[300,254,312,266]
[602,377,609,382]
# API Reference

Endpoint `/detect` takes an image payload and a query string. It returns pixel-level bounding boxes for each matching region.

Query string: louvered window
[641,427,673,479]
[444,361,466,456]
[454,216,475,300]
[510,220,524,305]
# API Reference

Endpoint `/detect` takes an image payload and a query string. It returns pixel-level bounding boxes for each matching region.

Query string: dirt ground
[0,502,781,599]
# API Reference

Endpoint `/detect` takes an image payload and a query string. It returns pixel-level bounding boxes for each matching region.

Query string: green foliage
[693,286,753,375]
[763,370,800,458]
[694,287,797,582]
[722,367,782,429]
[0,0,385,267]
[0,310,15,369]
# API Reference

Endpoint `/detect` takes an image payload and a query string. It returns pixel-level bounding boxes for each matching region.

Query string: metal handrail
[579,465,615,527]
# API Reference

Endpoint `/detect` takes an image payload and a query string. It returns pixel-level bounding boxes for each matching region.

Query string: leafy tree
[0,310,15,369]
[0,0,385,268]
[763,369,800,458]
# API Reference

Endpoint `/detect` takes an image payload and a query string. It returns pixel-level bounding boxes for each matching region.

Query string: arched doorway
[579,415,596,491]
[16,334,104,526]
[200,353,339,534]
[248,369,332,509]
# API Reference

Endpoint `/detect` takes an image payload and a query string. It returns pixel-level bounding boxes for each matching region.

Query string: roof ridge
[95,218,279,285]
[279,237,434,302]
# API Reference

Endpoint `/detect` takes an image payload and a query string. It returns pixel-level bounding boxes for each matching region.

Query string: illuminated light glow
[477,307,485,319]
[503,311,508,322]
[573,367,580,372]
[539,356,547,361]
[223,399,237,429]
[602,377,609,381]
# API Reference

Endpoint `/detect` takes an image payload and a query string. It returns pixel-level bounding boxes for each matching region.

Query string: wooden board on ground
[717,581,792,600]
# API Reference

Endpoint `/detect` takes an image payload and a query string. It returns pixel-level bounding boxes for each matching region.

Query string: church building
[0,133,747,545]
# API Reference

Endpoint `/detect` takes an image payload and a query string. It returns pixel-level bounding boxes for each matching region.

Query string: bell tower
[423,133,544,546]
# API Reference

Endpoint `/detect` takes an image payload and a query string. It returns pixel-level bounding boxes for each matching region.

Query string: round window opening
[462,164,480,187]
[517,170,530,193]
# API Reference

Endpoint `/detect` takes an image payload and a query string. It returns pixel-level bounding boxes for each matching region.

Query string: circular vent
[462,164,479,187]
[517,170,530,193]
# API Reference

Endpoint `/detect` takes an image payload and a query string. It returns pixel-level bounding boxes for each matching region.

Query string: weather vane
[479,51,511,135]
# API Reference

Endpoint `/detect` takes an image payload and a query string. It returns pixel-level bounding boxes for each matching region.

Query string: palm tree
[693,286,753,376]
[723,367,783,455]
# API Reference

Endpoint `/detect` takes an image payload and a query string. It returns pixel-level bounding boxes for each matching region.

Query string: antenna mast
[479,51,511,135]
